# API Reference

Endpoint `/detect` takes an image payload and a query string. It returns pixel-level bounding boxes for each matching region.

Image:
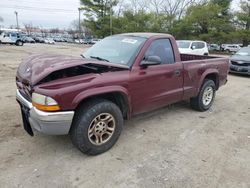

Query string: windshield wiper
[80,54,85,58]
[90,56,110,62]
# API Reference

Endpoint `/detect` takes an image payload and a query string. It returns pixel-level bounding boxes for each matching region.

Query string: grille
[231,61,250,67]
[230,66,249,72]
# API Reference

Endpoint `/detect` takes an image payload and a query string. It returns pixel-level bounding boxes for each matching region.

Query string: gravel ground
[0,43,249,188]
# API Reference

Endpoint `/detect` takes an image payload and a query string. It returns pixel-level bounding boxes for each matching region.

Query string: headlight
[32,93,60,112]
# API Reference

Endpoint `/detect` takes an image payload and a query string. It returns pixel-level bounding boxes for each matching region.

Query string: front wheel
[16,40,23,46]
[70,99,123,155]
[190,79,216,112]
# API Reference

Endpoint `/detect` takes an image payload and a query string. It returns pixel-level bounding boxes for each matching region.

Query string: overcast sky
[0,0,241,29]
[0,0,81,29]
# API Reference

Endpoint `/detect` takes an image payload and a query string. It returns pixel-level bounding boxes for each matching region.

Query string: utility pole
[78,8,81,39]
[110,2,112,36]
[110,6,112,36]
[14,11,19,29]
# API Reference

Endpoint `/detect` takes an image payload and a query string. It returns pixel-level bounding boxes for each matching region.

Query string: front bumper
[230,65,250,75]
[16,89,74,135]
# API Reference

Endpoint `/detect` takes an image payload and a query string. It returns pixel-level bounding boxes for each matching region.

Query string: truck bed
[180,53,229,101]
[180,54,218,61]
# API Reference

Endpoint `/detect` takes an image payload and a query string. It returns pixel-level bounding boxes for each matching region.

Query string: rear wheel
[190,79,216,112]
[70,99,123,155]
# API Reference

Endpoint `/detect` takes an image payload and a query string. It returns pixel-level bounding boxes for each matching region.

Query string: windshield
[177,41,191,49]
[83,36,146,66]
[235,47,250,56]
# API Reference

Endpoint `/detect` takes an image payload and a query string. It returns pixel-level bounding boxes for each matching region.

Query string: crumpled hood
[16,54,129,85]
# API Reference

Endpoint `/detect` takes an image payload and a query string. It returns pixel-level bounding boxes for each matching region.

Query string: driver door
[130,38,183,115]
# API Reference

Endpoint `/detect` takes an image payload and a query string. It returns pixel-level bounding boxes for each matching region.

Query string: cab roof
[115,32,173,39]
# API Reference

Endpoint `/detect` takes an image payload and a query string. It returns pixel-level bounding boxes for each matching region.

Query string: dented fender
[72,85,132,115]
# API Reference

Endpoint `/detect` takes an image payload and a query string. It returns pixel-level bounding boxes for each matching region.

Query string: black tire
[70,99,123,155]
[190,79,216,112]
[16,40,23,46]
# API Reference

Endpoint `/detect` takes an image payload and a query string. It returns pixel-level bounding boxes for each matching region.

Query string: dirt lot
[0,43,249,188]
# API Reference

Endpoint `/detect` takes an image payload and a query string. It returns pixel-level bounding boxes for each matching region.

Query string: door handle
[173,70,181,77]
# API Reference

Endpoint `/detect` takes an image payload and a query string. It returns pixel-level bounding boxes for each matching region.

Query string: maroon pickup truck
[16,33,229,155]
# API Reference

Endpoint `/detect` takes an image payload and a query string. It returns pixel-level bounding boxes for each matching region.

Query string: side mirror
[191,46,196,50]
[141,56,162,67]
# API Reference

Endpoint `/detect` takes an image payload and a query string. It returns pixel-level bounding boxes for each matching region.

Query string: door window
[145,39,175,64]
[11,33,17,37]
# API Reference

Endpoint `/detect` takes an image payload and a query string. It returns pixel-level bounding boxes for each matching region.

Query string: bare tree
[70,19,81,31]
[127,0,149,13]
[50,28,60,34]
[125,0,202,17]
[150,0,164,15]
[161,0,197,20]
[24,22,34,36]
[116,0,126,17]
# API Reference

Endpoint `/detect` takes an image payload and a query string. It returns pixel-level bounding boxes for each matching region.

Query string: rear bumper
[16,89,74,135]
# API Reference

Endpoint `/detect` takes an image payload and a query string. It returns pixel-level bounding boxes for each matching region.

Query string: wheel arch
[204,73,219,89]
[198,70,219,94]
[73,87,131,119]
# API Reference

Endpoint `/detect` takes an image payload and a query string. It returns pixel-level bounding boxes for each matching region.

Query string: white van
[0,29,24,46]
[176,40,209,55]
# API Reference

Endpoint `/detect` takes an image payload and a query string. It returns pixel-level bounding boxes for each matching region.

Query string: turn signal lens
[32,93,60,112]
[32,102,60,112]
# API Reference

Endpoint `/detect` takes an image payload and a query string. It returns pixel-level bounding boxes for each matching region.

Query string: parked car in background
[44,38,55,44]
[0,31,24,46]
[23,36,35,43]
[53,37,61,42]
[34,37,45,43]
[92,38,101,44]
[54,37,67,42]
[229,47,250,75]
[208,44,220,51]
[74,39,80,44]
[66,38,74,43]
[224,44,241,53]
[74,39,83,44]
[16,33,229,155]
[220,44,228,51]
[176,40,209,55]
[83,38,93,44]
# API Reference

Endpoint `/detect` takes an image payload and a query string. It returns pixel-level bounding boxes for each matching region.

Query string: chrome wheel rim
[202,86,214,106]
[88,113,116,146]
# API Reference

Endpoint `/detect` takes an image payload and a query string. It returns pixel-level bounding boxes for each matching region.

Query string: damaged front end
[38,63,128,85]
[16,54,129,136]
[16,54,129,87]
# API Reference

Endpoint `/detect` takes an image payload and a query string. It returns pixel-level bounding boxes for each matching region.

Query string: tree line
[80,0,250,45]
